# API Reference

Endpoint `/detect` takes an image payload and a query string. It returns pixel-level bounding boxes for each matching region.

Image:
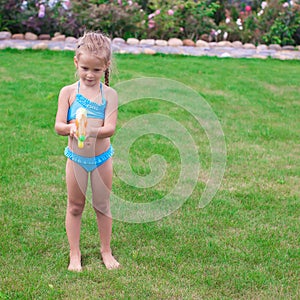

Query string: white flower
[261,1,267,9]
[239,26,243,30]
[223,32,228,40]
[290,1,294,6]
[236,18,242,26]
[257,10,264,17]
[21,0,28,10]
[282,2,289,8]
[217,29,221,34]
[225,17,230,24]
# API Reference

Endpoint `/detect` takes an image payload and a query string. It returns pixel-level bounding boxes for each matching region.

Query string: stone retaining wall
[1,31,300,60]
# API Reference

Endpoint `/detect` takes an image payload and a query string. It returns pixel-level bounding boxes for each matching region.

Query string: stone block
[39,34,51,40]
[243,43,256,49]
[269,44,281,51]
[256,44,268,51]
[282,45,295,51]
[196,40,209,47]
[168,38,183,47]
[217,41,233,47]
[127,38,139,45]
[140,39,155,46]
[25,32,38,40]
[183,39,195,46]
[232,41,243,48]
[52,35,66,41]
[155,40,168,46]
[65,37,77,43]
[113,37,125,44]
[0,31,12,40]
[12,34,24,40]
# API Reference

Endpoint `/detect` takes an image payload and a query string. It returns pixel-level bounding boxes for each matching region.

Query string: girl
[55,32,119,271]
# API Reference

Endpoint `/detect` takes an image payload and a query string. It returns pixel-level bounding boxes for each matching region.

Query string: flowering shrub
[145,0,179,39]
[217,0,300,45]
[72,0,145,39]
[0,0,300,45]
[260,0,300,45]
[145,0,218,40]
[0,0,81,36]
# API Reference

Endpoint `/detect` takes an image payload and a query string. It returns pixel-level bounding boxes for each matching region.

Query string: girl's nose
[86,71,94,77]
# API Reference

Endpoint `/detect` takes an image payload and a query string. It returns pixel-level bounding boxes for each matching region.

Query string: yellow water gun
[75,108,87,148]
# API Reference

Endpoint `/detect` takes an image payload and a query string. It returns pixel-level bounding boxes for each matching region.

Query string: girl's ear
[74,56,78,68]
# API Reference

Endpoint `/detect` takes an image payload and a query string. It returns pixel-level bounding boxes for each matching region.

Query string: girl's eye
[82,67,88,71]
[94,69,101,72]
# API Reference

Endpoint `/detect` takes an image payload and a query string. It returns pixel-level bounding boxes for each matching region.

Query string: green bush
[0,0,300,45]
[0,0,81,36]
[217,0,300,45]
[71,0,146,39]
[260,0,300,45]
[144,0,218,40]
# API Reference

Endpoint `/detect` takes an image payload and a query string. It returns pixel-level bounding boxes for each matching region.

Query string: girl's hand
[69,123,77,139]
[85,127,98,139]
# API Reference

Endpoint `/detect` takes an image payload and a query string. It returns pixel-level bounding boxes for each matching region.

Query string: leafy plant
[0,0,299,44]
[72,0,145,39]
[261,1,300,45]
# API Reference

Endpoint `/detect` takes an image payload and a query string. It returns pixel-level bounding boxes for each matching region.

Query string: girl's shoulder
[59,83,77,104]
[60,82,77,95]
[102,84,118,100]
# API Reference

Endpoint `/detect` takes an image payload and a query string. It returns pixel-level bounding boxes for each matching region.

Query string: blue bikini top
[67,82,106,121]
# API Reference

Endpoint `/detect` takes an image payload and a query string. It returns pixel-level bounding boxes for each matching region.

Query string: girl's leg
[65,159,88,271]
[91,158,120,270]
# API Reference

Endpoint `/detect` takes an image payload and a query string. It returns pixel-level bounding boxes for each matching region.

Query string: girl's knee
[67,201,85,216]
[93,199,111,216]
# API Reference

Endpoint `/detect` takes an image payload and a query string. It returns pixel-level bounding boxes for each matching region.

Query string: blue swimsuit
[67,82,106,122]
[64,82,113,172]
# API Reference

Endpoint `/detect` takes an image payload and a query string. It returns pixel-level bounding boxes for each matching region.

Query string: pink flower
[148,13,155,19]
[62,0,71,10]
[38,4,45,18]
[118,0,122,5]
[148,19,156,29]
[180,27,184,32]
[261,1,267,9]
[155,9,160,15]
[282,2,289,8]
[128,0,133,5]
[245,5,251,12]
[167,9,174,16]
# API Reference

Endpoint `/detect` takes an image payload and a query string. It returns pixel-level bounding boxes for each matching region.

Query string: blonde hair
[75,32,112,86]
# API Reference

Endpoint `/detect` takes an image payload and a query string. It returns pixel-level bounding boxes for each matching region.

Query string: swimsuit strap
[77,81,80,93]
[100,82,105,104]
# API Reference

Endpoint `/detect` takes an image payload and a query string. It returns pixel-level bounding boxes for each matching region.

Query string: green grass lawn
[0,49,299,299]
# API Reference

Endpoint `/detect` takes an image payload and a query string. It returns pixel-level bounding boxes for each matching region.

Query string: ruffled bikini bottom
[64,145,114,172]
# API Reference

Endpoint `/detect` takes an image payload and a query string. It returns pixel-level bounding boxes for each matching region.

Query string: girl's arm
[55,86,75,136]
[90,87,118,138]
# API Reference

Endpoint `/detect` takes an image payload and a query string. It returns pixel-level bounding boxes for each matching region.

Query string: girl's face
[74,51,108,87]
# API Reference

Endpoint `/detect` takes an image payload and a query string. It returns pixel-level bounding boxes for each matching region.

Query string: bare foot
[101,251,120,270]
[68,251,82,272]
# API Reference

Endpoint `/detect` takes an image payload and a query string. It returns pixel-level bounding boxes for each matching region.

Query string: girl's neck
[78,80,102,103]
